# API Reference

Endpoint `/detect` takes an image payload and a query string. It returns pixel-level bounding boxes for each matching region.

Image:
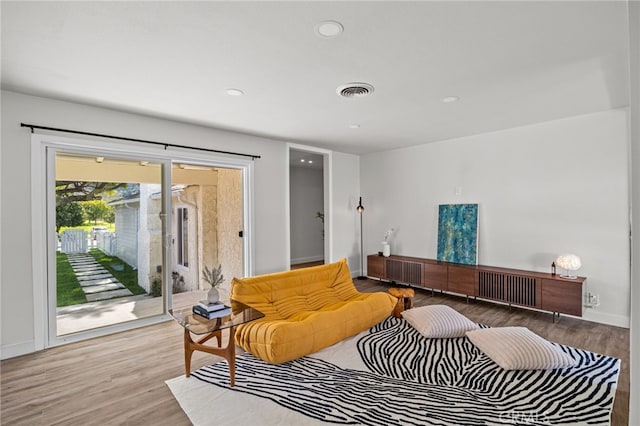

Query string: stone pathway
[66,253,133,301]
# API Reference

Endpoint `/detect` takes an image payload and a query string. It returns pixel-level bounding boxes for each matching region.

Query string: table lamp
[555,254,582,279]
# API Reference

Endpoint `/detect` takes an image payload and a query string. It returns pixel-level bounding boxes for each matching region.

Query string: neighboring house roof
[109,185,192,203]
[108,193,141,206]
[149,184,190,200]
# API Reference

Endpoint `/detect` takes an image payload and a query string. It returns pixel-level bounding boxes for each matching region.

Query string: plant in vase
[382,228,394,257]
[202,264,224,303]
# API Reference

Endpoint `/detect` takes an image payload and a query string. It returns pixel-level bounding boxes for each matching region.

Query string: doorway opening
[289,148,327,269]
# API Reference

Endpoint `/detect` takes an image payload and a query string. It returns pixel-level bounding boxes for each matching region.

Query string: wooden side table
[170,304,264,386]
[388,287,415,318]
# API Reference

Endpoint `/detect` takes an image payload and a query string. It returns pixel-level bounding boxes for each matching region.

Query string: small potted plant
[202,264,224,303]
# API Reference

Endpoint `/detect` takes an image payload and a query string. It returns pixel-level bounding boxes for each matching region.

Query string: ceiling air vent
[337,82,375,98]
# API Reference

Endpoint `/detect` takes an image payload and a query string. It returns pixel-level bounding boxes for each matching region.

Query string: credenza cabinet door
[385,259,404,282]
[423,263,448,290]
[447,265,476,296]
[403,261,423,286]
[367,255,385,279]
[383,258,423,286]
[541,279,583,316]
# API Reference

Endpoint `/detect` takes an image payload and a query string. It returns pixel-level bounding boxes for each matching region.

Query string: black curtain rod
[20,123,261,160]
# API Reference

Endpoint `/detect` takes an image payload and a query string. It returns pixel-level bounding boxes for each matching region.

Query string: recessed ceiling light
[442,96,460,103]
[308,160,313,164]
[315,20,343,38]
[225,88,244,96]
[349,124,361,129]
[300,159,305,162]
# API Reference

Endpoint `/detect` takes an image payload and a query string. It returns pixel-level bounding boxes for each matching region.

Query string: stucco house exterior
[107,168,243,294]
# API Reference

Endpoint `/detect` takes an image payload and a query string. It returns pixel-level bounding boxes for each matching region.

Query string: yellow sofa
[230,259,397,364]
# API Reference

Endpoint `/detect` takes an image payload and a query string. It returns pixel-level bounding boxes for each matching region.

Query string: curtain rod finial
[20,123,34,133]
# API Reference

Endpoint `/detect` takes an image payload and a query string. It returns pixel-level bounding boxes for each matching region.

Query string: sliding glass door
[34,134,253,348]
[51,150,169,342]
[169,163,245,308]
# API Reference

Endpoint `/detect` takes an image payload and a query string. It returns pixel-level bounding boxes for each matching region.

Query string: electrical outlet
[584,292,600,308]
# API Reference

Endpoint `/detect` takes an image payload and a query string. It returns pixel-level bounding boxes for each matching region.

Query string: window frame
[176,206,189,268]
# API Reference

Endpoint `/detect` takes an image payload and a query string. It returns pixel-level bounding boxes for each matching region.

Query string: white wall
[329,152,362,275]
[289,166,324,264]
[0,90,295,357]
[361,109,630,327]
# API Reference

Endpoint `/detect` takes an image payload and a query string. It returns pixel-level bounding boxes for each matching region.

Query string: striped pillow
[401,305,479,338]
[466,327,577,370]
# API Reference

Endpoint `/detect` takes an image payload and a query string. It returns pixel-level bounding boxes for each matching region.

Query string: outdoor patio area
[56,290,211,335]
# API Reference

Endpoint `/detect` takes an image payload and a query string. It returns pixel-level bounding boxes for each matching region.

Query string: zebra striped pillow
[401,305,479,338]
[466,327,577,370]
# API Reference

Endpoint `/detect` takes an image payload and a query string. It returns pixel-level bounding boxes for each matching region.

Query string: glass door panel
[169,163,245,308]
[53,152,166,337]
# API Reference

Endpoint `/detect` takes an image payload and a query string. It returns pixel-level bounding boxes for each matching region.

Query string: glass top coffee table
[170,302,264,386]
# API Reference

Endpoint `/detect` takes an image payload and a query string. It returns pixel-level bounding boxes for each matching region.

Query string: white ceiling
[1,1,630,155]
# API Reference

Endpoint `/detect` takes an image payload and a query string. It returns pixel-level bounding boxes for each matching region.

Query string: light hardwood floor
[290,260,324,270]
[1,279,629,425]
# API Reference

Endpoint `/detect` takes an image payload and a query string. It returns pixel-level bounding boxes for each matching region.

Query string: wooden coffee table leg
[184,329,194,377]
[182,326,237,386]
[228,326,236,387]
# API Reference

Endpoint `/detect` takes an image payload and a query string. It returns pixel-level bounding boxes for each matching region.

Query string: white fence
[60,229,88,254]
[96,232,117,256]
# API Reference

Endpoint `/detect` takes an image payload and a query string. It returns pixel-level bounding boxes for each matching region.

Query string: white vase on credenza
[382,242,391,257]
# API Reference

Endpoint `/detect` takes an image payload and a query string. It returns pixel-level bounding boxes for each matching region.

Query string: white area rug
[166,318,619,426]
[165,335,364,426]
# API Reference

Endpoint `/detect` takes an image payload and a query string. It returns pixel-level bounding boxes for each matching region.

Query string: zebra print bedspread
[192,317,619,425]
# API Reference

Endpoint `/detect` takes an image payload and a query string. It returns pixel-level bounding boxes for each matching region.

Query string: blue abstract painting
[437,204,478,265]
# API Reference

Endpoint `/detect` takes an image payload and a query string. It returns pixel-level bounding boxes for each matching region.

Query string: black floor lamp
[356,197,366,280]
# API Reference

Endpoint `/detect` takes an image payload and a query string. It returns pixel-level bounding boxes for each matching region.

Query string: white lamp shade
[555,254,582,271]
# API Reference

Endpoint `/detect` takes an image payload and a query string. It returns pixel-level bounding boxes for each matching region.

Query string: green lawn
[56,249,146,307]
[56,252,87,306]
[88,249,146,295]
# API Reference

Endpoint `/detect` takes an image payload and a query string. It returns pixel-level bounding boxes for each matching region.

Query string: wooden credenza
[367,254,584,318]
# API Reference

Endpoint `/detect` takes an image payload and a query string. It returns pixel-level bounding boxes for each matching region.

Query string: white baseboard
[1,339,36,360]
[583,309,629,328]
[291,255,324,265]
